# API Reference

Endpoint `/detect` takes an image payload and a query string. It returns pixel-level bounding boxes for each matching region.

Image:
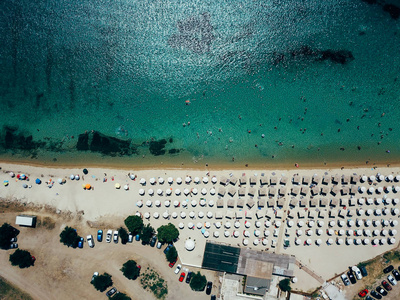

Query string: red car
[358,289,368,297]
[179,272,186,282]
[169,259,177,268]
[382,280,392,291]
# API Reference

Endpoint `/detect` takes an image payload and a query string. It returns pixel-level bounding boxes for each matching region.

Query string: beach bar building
[15,215,37,227]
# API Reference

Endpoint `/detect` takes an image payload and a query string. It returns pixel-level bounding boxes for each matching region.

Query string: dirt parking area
[0,210,218,300]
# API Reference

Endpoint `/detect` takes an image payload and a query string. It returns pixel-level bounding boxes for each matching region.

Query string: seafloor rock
[149,139,167,156]
[320,50,355,64]
[384,4,400,20]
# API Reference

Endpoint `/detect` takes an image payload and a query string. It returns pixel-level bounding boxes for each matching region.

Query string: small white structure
[185,239,195,251]
[15,215,37,227]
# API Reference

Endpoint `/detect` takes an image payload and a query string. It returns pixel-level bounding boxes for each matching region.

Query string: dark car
[106,287,117,297]
[392,269,400,281]
[376,286,388,296]
[186,271,193,284]
[360,265,368,277]
[78,237,84,248]
[211,296,216,300]
[150,236,157,247]
[382,280,392,291]
[358,289,368,297]
[365,296,373,300]
[347,271,356,284]
[164,244,173,254]
[206,281,212,295]
[383,265,394,274]
[370,290,382,299]
[97,230,103,242]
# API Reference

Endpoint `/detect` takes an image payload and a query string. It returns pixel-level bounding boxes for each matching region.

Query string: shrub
[0,223,19,250]
[118,227,129,244]
[157,223,179,244]
[278,278,291,292]
[141,224,155,245]
[91,273,113,292]
[9,249,34,268]
[124,216,143,235]
[121,260,140,280]
[59,226,80,248]
[165,246,177,263]
[189,272,207,291]
[113,293,131,300]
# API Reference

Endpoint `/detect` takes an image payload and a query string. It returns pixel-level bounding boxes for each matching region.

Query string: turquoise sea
[0,0,399,168]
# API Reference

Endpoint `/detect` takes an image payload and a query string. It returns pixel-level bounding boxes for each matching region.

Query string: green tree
[124,216,143,235]
[278,278,291,292]
[121,260,140,280]
[165,246,178,263]
[112,293,131,300]
[9,249,34,268]
[118,227,129,244]
[92,273,113,292]
[189,272,207,291]
[141,224,155,245]
[157,223,179,244]
[0,223,19,250]
[59,226,80,248]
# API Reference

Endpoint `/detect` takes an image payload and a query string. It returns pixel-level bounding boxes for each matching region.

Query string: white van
[87,235,94,248]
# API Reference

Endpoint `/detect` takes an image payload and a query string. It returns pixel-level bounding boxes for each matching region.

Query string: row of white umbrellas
[136,199,214,208]
[140,176,219,185]
[292,219,398,228]
[360,174,400,182]
[138,187,218,196]
[295,237,396,246]
[358,185,400,194]
[356,197,399,205]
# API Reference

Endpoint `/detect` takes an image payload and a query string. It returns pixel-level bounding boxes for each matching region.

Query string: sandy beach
[1,162,400,299]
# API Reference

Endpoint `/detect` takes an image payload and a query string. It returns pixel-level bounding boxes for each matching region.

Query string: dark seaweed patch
[77,133,89,150]
[1,125,45,151]
[87,131,134,156]
[149,139,167,156]
[384,4,400,20]
[320,50,354,64]
[168,148,180,154]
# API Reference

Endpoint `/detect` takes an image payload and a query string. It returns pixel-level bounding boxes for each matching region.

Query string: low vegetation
[141,224,155,245]
[0,275,33,300]
[59,226,80,248]
[278,278,291,292]
[9,249,34,269]
[121,260,140,280]
[0,223,19,250]
[91,273,113,292]
[165,246,177,263]
[189,271,207,291]
[118,227,129,244]
[112,292,131,300]
[140,267,168,299]
[383,250,400,263]
[124,216,143,235]
[157,223,179,244]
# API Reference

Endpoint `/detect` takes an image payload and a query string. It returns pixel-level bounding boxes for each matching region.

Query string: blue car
[97,230,103,242]
[135,234,140,241]
[164,244,173,254]
[78,237,84,248]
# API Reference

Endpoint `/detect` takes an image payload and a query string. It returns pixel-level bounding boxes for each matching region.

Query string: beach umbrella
[307,230,313,236]
[383,197,391,205]
[327,238,333,245]
[373,229,380,236]
[377,187,384,194]
[245,221,251,228]
[140,178,146,185]
[346,238,353,245]
[214,231,220,238]
[357,209,364,216]
[175,189,181,195]
[264,230,270,237]
[376,198,382,204]
[242,238,248,245]
[306,239,312,245]
[129,173,136,180]
[185,176,191,183]
[338,220,345,227]
[254,230,260,237]
[22,183,28,188]
[153,212,159,219]
[372,238,379,245]
[210,188,216,195]
[387,175,394,181]
[192,188,198,195]
[389,238,396,245]
[164,200,170,207]
[347,230,354,236]
[356,219,363,227]
[181,211,186,218]
[308,221,315,228]
[204,231,210,238]
[370,175,376,182]
[327,229,334,236]
[144,212,150,219]
[339,229,345,236]
[182,201,187,207]
[390,230,397,236]
[316,239,322,246]
[234,231,239,238]
[234,221,240,228]
[191,200,197,207]
[297,230,303,236]
[362,175,368,182]
[367,198,373,205]
[317,220,324,227]
[392,220,399,226]
[201,188,207,195]
[224,230,230,237]
[136,200,143,207]
[208,200,214,207]
[184,188,190,195]
[215,222,221,228]
[82,168,88,175]
[348,220,355,227]
[146,200,152,207]
[366,209,373,216]
[84,183,91,190]
[253,239,259,246]
[194,177,200,184]
[265,221,271,228]
[317,229,323,236]
[363,238,370,245]
[244,230,250,237]
[381,238,387,245]
[198,211,204,218]
[188,222,194,229]
[255,221,261,228]
[135,212,141,217]
[205,222,211,229]
[178,222,184,229]
[189,211,195,218]
[35,178,41,184]
[173,200,179,207]
[298,221,304,228]
[149,177,156,185]
[393,208,400,216]
[358,198,365,205]
[158,177,164,184]
[155,200,161,207]
[203,177,209,183]
[148,188,154,195]
[168,177,173,184]
[123,184,128,191]
[396,175,400,181]
[356,230,363,236]
[197,222,203,229]
[382,229,388,236]
[3,180,9,186]
[166,189,172,196]
[114,183,121,189]
[355,239,361,245]
[163,211,169,219]
[295,238,302,246]
[200,199,206,206]
[212,176,217,183]
[379,175,384,181]
[157,189,162,195]
[395,186,400,193]
[9,172,15,178]
[176,177,182,184]
[75,175,80,180]
[329,221,335,227]
[225,222,231,229]
[365,220,372,227]
[375,209,382,216]
[207,211,213,218]
[287,220,294,228]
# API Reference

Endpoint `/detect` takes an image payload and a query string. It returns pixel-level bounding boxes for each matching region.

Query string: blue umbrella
[35,178,41,184]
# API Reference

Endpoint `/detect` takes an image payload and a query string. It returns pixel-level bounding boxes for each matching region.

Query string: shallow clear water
[0,0,399,167]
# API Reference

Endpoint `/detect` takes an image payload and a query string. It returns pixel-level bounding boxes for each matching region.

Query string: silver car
[352,266,362,280]
[113,231,118,243]
[87,235,94,248]
[388,274,397,285]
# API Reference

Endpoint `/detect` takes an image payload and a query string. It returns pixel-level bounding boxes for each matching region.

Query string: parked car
[78,237,84,248]
[164,244,173,254]
[135,234,140,241]
[341,274,350,286]
[113,231,118,243]
[383,265,394,274]
[169,258,177,268]
[156,241,162,249]
[206,281,213,295]
[387,274,397,286]
[106,287,117,297]
[128,232,133,243]
[174,264,182,274]
[186,271,193,284]
[97,230,103,242]
[392,269,400,281]
[211,296,216,300]
[91,272,99,282]
[179,272,186,282]
[376,286,388,296]
[360,265,368,277]
[352,266,362,280]
[106,230,112,243]
[10,237,17,242]
[87,235,94,248]
[150,236,157,247]
[347,271,356,284]
[370,290,382,299]
[382,280,392,291]
[10,243,18,249]
[365,296,373,300]
[358,289,369,297]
